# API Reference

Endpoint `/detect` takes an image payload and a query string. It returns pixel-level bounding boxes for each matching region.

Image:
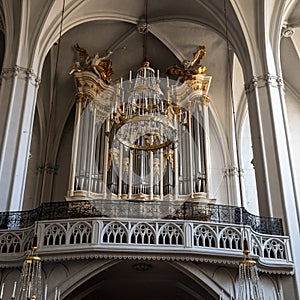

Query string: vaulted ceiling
[38,0,243,144]
[1,0,300,204]
[35,0,300,126]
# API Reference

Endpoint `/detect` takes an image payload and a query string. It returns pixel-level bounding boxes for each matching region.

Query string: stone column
[245,73,300,296]
[245,74,290,216]
[228,0,300,295]
[0,66,40,211]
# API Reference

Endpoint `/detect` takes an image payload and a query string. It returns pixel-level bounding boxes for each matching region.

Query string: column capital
[244,73,284,94]
[223,166,244,177]
[0,65,41,87]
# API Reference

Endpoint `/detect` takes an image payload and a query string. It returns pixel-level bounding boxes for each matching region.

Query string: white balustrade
[0,218,293,274]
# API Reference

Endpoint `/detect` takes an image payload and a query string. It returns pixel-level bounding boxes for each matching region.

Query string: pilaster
[245,72,300,296]
[245,73,285,216]
[0,65,40,211]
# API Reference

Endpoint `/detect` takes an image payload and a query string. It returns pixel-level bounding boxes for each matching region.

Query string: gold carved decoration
[71,43,114,83]
[107,148,120,169]
[153,158,160,175]
[122,157,129,173]
[70,44,119,117]
[73,71,111,112]
[163,149,175,171]
[202,94,210,104]
[166,46,207,82]
[167,46,213,104]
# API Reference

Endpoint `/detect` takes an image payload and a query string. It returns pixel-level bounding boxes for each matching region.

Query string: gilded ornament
[71,43,114,83]
[163,149,175,171]
[166,46,208,83]
[153,158,160,175]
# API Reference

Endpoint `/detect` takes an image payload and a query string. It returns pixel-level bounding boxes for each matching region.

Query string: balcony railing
[0,217,293,274]
[0,199,283,235]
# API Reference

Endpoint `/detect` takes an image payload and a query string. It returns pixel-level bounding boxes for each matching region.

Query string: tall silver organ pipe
[191,103,206,193]
[70,95,208,200]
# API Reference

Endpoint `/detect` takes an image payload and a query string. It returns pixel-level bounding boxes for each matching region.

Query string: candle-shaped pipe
[27,282,31,299]
[157,69,159,81]
[54,287,58,300]
[11,282,16,298]
[44,284,48,300]
[0,283,4,299]
[129,70,132,82]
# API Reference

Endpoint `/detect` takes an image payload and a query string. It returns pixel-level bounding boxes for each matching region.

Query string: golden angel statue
[166,45,207,82]
[182,46,207,69]
[71,43,114,83]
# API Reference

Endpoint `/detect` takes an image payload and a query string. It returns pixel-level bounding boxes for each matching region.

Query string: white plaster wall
[209,115,228,204]
[23,110,40,210]
[285,89,300,217]
[51,108,74,202]
[232,54,259,215]
[240,112,259,215]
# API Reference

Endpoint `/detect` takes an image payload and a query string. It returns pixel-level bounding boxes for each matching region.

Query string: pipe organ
[68,61,212,202]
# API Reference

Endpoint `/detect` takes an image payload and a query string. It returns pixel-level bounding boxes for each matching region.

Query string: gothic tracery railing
[0,218,292,275]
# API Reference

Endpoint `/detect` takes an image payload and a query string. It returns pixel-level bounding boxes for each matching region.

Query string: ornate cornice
[34,250,294,275]
[0,250,293,276]
[40,251,243,266]
[72,71,113,118]
[0,65,41,87]
[245,73,284,94]
[174,77,212,105]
